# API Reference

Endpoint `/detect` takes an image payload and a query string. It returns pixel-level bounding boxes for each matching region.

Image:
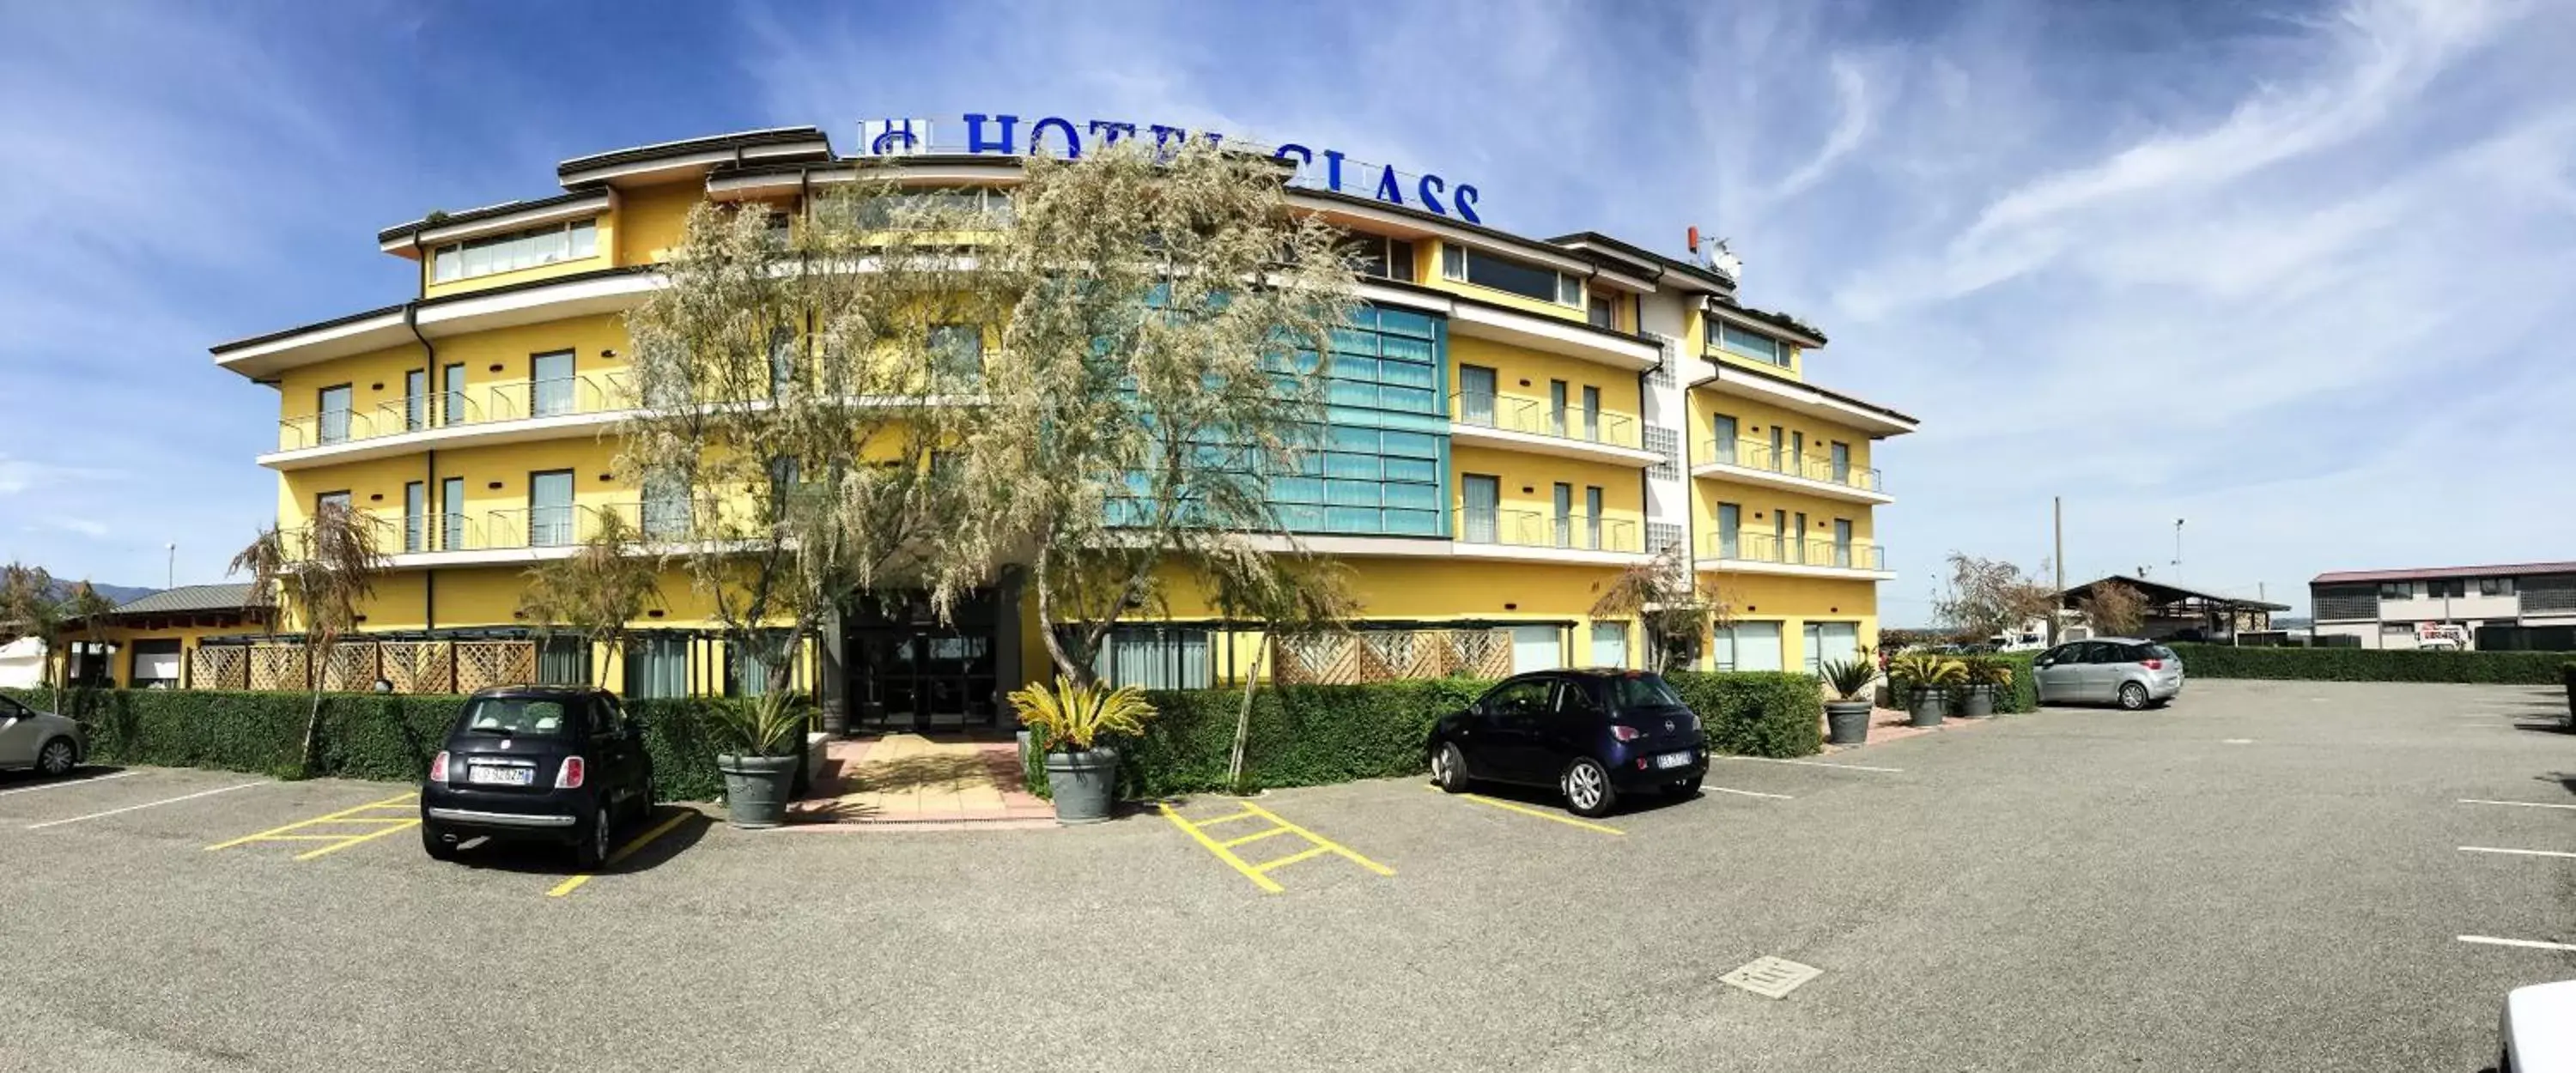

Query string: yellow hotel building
[202,124,1916,730]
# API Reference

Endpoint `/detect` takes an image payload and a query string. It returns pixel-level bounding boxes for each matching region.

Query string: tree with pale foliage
[0,564,112,712]
[951,139,1363,685]
[2075,579,2148,638]
[1592,546,1736,673]
[517,511,663,688]
[230,502,388,774]
[1933,552,2059,646]
[618,174,997,727]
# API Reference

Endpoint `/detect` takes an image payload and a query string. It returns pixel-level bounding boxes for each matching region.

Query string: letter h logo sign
[859,118,933,156]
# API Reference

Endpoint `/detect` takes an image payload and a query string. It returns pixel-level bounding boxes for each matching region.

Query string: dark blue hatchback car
[1426,669,1707,817]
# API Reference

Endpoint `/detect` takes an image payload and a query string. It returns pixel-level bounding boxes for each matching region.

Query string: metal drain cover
[1720,956,1822,998]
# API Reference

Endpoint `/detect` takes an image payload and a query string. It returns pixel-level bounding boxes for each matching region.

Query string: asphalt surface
[1,679,2571,1072]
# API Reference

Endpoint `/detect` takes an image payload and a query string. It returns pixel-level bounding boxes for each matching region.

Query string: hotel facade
[179,123,1916,729]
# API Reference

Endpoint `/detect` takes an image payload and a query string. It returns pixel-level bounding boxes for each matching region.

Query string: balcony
[1695,530,1893,580]
[345,500,684,567]
[1692,438,1892,505]
[265,372,633,470]
[1453,507,1648,566]
[1448,391,1662,467]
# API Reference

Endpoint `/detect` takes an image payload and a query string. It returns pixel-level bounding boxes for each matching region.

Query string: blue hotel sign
[858,114,1483,224]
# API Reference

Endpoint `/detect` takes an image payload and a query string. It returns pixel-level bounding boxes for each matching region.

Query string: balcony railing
[1695,437,1884,494]
[1700,530,1883,571]
[1458,507,1642,553]
[278,371,634,452]
[1450,391,1639,450]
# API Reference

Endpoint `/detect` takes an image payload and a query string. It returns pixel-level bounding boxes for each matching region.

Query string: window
[1549,380,1568,436]
[1590,622,1628,669]
[1714,622,1783,671]
[1831,441,1852,484]
[2480,577,2517,597]
[927,324,983,377]
[1349,235,1415,282]
[1585,486,1604,550]
[2427,579,2466,599]
[854,187,1012,227]
[1461,474,1500,543]
[440,476,465,550]
[1553,679,1601,718]
[441,363,467,426]
[2379,581,2411,600]
[457,696,579,737]
[1581,385,1600,441]
[2380,622,2415,636]
[1716,502,1741,558]
[403,482,424,553]
[315,490,352,515]
[1710,319,1787,367]
[1438,244,1583,307]
[728,631,794,696]
[1094,626,1212,689]
[537,637,590,686]
[641,471,690,540]
[317,385,353,445]
[1482,677,1553,717]
[430,218,598,283]
[1456,364,1498,426]
[1710,413,1739,464]
[531,350,574,417]
[625,634,690,699]
[1552,483,1573,548]
[1833,518,1854,567]
[404,369,427,431]
[1587,291,1618,330]
[528,470,575,547]
[769,326,798,397]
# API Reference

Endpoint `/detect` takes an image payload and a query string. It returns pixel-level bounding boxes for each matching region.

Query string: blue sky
[3,0,2572,621]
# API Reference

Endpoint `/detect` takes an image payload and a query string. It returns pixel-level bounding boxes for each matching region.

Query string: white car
[0,694,84,777]
[2505,979,2576,1071]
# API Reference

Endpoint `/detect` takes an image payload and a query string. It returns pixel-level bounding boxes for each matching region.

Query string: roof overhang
[556,127,834,189]
[378,192,613,257]
[1358,282,1660,371]
[1691,364,1917,438]
[1703,300,1826,349]
[211,270,659,379]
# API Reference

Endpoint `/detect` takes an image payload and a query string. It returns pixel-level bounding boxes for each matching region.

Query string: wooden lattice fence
[455,641,535,693]
[1276,628,1511,685]
[187,646,248,690]
[246,645,309,691]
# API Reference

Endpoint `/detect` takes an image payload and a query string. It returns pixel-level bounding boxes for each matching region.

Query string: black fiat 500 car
[420,686,654,868]
[1426,669,1707,817]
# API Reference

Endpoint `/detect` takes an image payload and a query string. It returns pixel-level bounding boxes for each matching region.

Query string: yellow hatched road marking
[1194,809,1264,827]
[1159,803,1285,894]
[1251,844,1332,872]
[1237,801,1394,877]
[1219,826,1293,850]
[549,809,700,899]
[205,792,420,852]
[1432,786,1625,836]
[294,818,421,860]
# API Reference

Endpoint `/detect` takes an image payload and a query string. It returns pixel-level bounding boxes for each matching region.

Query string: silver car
[2032,637,2184,710]
[0,694,85,776]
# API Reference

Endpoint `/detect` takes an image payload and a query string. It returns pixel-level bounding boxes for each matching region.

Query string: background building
[2056,577,2286,643]
[2311,562,2576,650]
[207,124,1917,723]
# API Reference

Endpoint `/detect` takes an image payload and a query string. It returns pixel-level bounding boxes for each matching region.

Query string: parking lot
[2,678,2571,1071]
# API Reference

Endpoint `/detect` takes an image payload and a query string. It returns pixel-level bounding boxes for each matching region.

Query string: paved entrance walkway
[786,734,1055,828]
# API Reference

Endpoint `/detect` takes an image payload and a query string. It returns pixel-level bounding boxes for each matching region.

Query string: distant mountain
[40,579,157,606]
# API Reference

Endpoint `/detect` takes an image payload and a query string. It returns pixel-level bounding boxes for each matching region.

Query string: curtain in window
[1093,627,1210,689]
[626,635,690,699]
[538,637,590,685]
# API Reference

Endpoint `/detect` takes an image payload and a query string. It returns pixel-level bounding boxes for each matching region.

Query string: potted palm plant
[1820,657,1877,746]
[1009,679,1155,824]
[709,689,805,829]
[1890,652,1964,728]
[1958,655,2008,718]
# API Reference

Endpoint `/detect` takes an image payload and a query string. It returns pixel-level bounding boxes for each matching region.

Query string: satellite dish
[1708,239,1743,281]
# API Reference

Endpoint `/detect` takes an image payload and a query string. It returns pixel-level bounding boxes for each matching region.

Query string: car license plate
[467,766,533,786]
[1654,750,1692,770]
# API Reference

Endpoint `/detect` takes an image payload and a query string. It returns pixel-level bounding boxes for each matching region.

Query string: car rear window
[1609,673,1684,710]
[456,697,580,737]
[2148,645,2178,661]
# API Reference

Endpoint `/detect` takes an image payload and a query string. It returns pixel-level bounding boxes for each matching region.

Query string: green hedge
[3,688,735,802]
[2168,644,2569,684]
[1665,671,1823,758]
[1115,671,1826,797]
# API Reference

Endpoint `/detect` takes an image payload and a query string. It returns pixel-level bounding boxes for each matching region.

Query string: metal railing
[277,371,635,451]
[1458,507,1642,553]
[1700,530,1883,570]
[1694,437,1884,494]
[1450,391,1640,450]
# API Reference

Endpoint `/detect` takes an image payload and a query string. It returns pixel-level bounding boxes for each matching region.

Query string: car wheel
[1430,743,1470,793]
[1668,776,1703,798]
[35,737,76,777]
[421,821,458,862]
[1561,757,1617,818]
[2118,682,2149,711]
[573,806,611,870]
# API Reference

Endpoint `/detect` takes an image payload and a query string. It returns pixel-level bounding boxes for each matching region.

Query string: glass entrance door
[845,591,1001,732]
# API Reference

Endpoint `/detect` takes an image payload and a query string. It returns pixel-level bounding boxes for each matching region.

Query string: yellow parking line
[204,792,419,852]
[1220,826,1293,850]
[1239,801,1394,876]
[548,809,699,899]
[1193,809,1264,827]
[1431,785,1624,836]
[294,818,421,860]
[1158,803,1286,894]
[1251,844,1333,872]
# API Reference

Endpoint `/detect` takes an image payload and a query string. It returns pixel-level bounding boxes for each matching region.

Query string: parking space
[3,680,2572,1070]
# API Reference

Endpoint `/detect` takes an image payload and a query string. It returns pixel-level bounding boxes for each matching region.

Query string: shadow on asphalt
[442,806,712,876]
[1449,777,1704,818]
[0,765,131,791]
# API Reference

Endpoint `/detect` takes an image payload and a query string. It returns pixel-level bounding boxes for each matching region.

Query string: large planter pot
[1960,685,1996,718]
[717,754,799,829]
[1909,688,1947,728]
[1825,701,1873,746]
[1043,746,1120,824]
